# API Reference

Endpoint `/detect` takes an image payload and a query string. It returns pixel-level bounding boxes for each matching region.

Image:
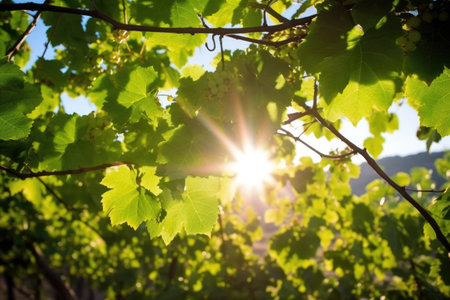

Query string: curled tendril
[205,34,217,51]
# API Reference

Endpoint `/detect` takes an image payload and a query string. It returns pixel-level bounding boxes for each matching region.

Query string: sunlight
[229,146,275,191]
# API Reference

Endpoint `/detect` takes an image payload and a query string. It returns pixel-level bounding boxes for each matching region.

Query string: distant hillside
[350,151,447,195]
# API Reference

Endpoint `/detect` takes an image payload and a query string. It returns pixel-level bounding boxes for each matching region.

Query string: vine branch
[278,128,356,160]
[403,187,446,193]
[282,83,450,252]
[0,162,136,180]
[5,0,51,60]
[308,110,450,252]
[0,2,315,35]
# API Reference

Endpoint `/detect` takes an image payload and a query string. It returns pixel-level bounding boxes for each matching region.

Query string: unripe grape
[407,16,421,28]
[405,40,417,51]
[439,11,448,22]
[395,36,407,46]
[408,30,421,42]
[90,128,102,139]
[422,11,433,23]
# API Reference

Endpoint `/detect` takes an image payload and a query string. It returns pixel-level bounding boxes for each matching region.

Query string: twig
[262,0,276,26]
[219,35,225,71]
[5,0,50,60]
[278,128,356,160]
[226,33,305,47]
[403,187,446,193]
[22,164,78,211]
[121,0,127,24]
[0,162,137,180]
[312,79,318,110]
[0,2,315,36]
[250,2,289,23]
[90,0,98,11]
[309,107,450,252]
[40,13,62,60]
[298,120,316,137]
[283,110,312,125]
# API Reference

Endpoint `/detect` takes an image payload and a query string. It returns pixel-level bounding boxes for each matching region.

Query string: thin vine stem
[278,128,356,160]
[0,162,137,180]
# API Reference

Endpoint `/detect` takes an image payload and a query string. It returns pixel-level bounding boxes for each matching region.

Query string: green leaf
[147,176,232,244]
[351,0,393,31]
[325,18,402,124]
[117,67,158,108]
[0,110,33,140]
[363,135,385,158]
[140,166,162,196]
[393,172,411,187]
[298,5,402,124]
[379,215,403,259]
[406,68,450,137]
[0,60,23,89]
[404,16,450,83]
[101,166,161,229]
[182,176,221,235]
[0,61,42,140]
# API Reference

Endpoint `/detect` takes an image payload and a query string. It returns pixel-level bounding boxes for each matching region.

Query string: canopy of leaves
[0,0,449,298]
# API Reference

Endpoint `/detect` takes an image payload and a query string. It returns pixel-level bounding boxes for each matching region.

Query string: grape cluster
[397,4,449,53]
[84,112,116,143]
[112,29,129,44]
[396,16,422,52]
[205,69,234,102]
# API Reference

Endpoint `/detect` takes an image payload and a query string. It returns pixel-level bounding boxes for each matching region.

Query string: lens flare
[229,147,274,191]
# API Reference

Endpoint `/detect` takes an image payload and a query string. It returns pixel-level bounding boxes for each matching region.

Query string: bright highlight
[229,147,274,191]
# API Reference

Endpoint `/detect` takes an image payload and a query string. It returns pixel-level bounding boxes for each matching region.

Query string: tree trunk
[28,244,76,300]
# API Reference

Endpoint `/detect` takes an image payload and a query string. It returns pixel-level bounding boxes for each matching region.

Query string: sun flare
[229,147,275,191]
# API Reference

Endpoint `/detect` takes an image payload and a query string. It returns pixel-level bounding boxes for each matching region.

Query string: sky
[17,1,450,165]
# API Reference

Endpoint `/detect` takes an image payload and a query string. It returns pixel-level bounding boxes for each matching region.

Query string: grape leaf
[0,110,33,140]
[325,18,402,124]
[117,67,158,108]
[182,176,222,235]
[101,166,161,229]
[351,0,393,31]
[406,68,450,137]
[147,176,232,244]
[364,135,385,158]
[298,5,402,124]
[0,61,42,140]
[140,166,163,196]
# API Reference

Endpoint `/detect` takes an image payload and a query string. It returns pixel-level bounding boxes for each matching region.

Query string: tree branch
[5,0,50,60]
[0,2,315,36]
[309,108,450,252]
[0,162,136,180]
[28,244,76,300]
[278,128,356,160]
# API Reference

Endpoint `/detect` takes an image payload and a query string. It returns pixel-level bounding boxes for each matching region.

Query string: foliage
[0,0,449,298]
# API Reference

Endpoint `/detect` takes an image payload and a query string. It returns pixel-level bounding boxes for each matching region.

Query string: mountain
[350,151,447,195]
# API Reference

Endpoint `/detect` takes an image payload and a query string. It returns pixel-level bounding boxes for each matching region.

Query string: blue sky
[17,1,450,164]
